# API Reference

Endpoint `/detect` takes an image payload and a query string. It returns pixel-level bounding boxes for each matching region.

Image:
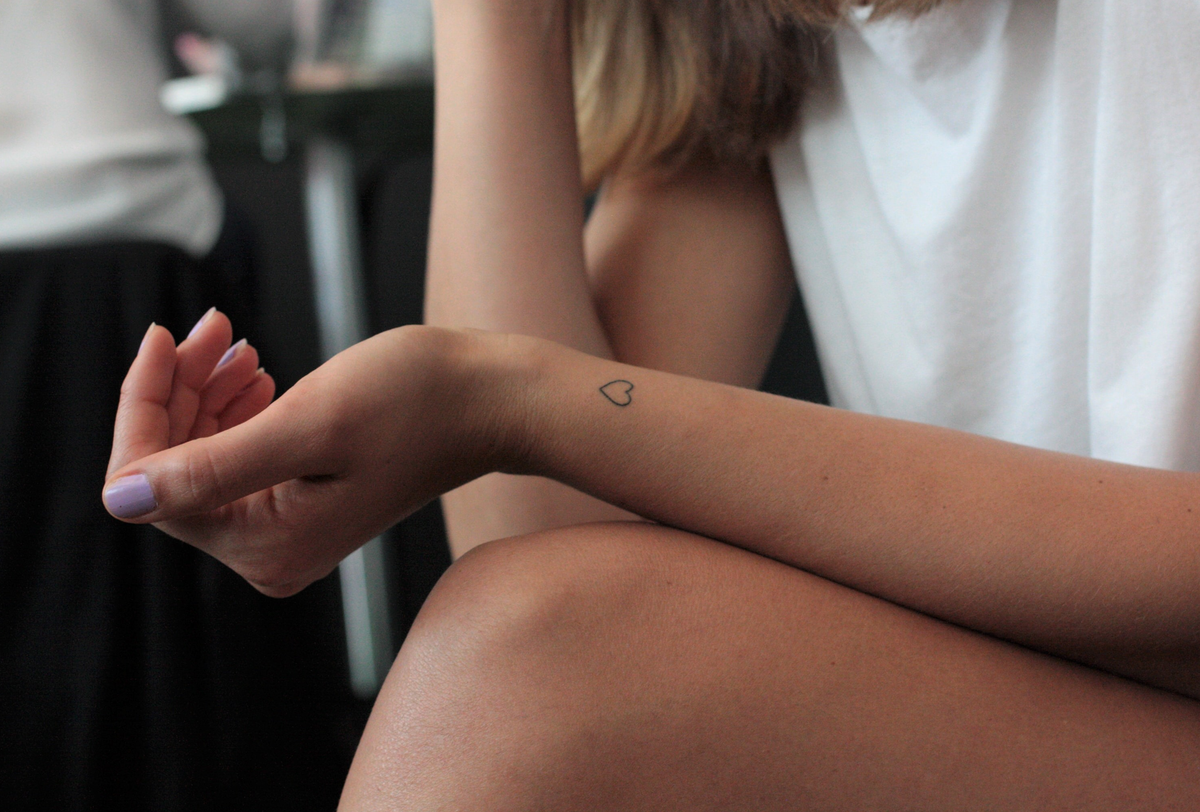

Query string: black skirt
[0,228,360,811]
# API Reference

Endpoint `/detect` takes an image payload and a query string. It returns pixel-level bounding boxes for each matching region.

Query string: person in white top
[102,0,1200,807]
[0,3,354,810]
[0,0,222,254]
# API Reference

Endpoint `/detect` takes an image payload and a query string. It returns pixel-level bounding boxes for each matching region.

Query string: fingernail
[217,338,247,368]
[139,323,156,354]
[104,474,158,519]
[187,307,216,339]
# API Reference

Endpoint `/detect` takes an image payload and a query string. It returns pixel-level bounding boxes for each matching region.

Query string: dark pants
[0,226,358,811]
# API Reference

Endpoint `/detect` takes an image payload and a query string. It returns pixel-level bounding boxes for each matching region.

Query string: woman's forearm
[426,0,602,346]
[487,334,1200,698]
[426,0,634,553]
[102,320,1200,697]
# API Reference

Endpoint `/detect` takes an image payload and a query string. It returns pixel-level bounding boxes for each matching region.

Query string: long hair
[573,0,944,189]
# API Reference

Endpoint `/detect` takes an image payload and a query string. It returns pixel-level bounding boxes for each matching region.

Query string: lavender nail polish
[104,474,158,519]
[188,306,216,339]
[217,338,247,368]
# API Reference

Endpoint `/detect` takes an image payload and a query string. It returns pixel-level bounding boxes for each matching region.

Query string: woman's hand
[103,315,505,596]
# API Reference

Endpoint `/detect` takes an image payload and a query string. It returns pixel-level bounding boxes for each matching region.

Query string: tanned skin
[103,0,1200,808]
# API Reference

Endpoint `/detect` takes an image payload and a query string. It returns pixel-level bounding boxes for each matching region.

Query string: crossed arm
[104,0,1200,703]
[423,0,797,555]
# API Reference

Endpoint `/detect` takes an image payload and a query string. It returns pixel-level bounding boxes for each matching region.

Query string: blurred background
[0,1,825,809]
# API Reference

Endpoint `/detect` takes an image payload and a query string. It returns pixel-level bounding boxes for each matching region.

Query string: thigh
[344,522,1200,811]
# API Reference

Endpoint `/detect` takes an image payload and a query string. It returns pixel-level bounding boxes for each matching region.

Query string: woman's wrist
[411,326,552,485]
[449,329,555,481]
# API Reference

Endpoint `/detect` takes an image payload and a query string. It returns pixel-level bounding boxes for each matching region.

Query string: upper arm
[584,161,796,389]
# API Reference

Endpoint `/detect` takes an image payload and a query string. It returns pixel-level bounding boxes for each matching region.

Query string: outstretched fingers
[163,307,273,444]
[107,323,177,478]
[166,307,236,446]
[190,339,269,440]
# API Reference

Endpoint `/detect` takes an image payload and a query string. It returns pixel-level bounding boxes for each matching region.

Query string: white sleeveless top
[0,0,222,256]
[772,0,1200,470]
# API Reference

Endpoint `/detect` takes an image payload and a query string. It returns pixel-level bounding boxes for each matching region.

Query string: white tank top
[772,0,1200,470]
[0,0,222,256]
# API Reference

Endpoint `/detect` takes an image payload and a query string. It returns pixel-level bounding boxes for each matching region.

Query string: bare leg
[341,523,1200,810]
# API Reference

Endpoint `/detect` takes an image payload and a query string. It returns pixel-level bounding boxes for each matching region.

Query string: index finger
[106,323,177,478]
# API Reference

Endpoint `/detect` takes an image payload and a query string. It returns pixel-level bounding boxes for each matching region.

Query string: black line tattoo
[599,380,634,407]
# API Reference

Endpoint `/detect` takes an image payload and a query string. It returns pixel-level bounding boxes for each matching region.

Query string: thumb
[102,400,324,522]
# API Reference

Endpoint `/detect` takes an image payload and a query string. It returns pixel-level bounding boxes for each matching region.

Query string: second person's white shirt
[0,0,222,255]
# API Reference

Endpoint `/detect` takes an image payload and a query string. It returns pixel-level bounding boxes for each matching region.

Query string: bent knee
[407,522,709,665]
[348,523,753,809]
[389,520,800,724]
[346,525,821,810]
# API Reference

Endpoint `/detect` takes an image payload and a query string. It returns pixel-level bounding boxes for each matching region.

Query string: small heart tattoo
[599,379,634,407]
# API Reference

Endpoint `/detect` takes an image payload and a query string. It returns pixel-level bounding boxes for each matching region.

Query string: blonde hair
[572,0,944,189]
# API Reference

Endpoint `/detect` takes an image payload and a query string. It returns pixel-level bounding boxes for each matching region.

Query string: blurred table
[191,81,433,164]
[188,79,434,699]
